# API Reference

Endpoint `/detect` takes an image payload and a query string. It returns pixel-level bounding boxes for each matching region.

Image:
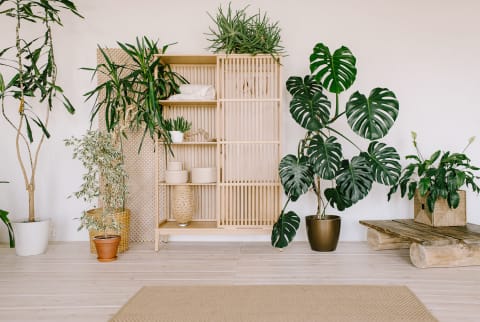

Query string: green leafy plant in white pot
[164,116,192,143]
[272,43,401,251]
[0,0,82,256]
[65,131,128,262]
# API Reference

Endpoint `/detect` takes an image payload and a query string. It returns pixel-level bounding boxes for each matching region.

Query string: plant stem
[326,126,362,152]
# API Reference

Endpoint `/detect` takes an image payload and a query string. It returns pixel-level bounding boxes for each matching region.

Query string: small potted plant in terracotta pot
[164,116,192,143]
[65,130,129,262]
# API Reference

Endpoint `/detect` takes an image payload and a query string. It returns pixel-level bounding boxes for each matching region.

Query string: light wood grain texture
[1,241,479,322]
[366,228,411,250]
[414,190,466,227]
[410,243,480,268]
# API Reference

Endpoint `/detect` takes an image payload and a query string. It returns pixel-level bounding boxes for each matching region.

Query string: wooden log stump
[366,229,411,250]
[410,242,480,268]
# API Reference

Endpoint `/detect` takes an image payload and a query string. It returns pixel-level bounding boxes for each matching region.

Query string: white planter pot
[191,167,217,183]
[165,170,188,184]
[167,161,183,171]
[170,131,184,143]
[13,219,50,256]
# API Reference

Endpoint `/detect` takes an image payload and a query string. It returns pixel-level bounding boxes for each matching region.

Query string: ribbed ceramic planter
[13,218,50,256]
[191,167,216,183]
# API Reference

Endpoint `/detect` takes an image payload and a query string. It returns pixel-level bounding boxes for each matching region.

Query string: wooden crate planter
[414,190,466,227]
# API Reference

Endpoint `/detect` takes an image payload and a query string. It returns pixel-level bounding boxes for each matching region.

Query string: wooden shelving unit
[154,54,281,250]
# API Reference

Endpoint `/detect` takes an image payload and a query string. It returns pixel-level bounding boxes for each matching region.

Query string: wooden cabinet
[154,54,281,250]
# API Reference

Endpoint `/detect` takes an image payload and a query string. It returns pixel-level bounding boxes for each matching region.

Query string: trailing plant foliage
[206,3,284,56]
[164,116,192,133]
[0,0,82,222]
[272,43,401,248]
[83,37,188,152]
[65,131,128,236]
[388,132,480,212]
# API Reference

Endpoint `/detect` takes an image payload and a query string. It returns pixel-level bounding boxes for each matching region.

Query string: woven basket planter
[87,208,130,254]
[414,190,466,227]
[172,186,194,226]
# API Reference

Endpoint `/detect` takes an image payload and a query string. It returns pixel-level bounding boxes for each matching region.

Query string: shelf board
[156,54,217,65]
[157,220,272,235]
[159,182,217,186]
[159,100,217,106]
[158,141,217,146]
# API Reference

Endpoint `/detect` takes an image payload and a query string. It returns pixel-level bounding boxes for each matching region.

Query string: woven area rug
[110,285,438,322]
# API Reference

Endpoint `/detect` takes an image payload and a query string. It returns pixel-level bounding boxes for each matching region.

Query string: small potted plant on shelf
[272,42,401,251]
[388,132,480,227]
[164,116,192,143]
[65,131,129,262]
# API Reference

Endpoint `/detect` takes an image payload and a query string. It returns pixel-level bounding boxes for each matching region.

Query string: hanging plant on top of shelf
[206,3,285,56]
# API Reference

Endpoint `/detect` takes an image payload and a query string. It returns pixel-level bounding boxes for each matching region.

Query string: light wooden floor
[1,241,479,322]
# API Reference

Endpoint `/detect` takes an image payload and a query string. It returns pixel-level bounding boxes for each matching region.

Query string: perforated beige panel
[97,49,155,242]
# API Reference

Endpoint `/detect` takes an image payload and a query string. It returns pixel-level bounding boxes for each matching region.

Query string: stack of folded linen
[168,84,216,101]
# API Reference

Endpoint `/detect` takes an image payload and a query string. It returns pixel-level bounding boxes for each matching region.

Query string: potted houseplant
[0,181,14,248]
[272,42,401,251]
[65,131,128,262]
[207,3,285,56]
[0,0,82,256]
[388,132,480,226]
[164,116,192,143]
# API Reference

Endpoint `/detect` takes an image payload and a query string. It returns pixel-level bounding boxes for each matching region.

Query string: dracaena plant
[0,0,82,222]
[83,37,188,153]
[388,132,480,212]
[271,43,401,248]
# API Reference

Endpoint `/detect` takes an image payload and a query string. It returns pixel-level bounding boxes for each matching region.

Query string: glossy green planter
[305,215,341,252]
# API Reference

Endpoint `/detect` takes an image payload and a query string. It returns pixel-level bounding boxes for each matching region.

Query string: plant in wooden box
[388,132,480,227]
[207,3,285,56]
[65,131,128,262]
[164,116,192,143]
[0,181,15,248]
[272,43,401,251]
[0,0,82,256]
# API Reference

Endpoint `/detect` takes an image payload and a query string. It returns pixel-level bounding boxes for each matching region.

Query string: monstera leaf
[345,88,399,140]
[309,43,357,94]
[271,210,301,248]
[324,187,353,211]
[362,142,401,185]
[289,90,331,131]
[307,135,342,180]
[286,75,323,97]
[336,156,373,203]
[278,154,313,201]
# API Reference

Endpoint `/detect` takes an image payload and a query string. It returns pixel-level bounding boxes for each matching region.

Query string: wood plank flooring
[1,241,479,322]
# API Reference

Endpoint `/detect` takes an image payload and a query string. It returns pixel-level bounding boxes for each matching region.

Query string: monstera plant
[271,43,401,250]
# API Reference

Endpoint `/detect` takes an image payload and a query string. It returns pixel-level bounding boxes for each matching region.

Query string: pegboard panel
[97,49,155,242]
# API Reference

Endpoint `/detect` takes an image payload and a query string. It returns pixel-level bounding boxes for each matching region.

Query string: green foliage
[0,180,14,248]
[388,133,480,212]
[273,42,400,248]
[83,36,188,153]
[164,116,192,133]
[0,0,82,222]
[65,131,128,236]
[271,210,300,248]
[206,3,284,56]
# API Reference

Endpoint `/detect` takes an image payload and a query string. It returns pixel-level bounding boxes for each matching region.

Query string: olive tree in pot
[65,131,128,262]
[0,0,82,256]
[272,43,401,251]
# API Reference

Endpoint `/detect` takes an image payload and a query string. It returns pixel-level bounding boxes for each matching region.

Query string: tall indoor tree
[0,0,82,255]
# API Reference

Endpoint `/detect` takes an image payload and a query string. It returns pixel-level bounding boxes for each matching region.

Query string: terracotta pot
[93,235,120,262]
[305,215,341,252]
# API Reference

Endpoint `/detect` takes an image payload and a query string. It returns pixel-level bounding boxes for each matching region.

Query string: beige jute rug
[110,285,438,322]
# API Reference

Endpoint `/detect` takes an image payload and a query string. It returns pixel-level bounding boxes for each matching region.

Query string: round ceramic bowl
[167,161,183,171]
[191,167,216,183]
[165,170,188,184]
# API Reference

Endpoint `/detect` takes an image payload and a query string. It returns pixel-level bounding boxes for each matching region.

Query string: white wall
[1,0,480,243]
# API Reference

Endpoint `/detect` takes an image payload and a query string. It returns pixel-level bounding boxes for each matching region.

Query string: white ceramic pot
[13,218,50,256]
[170,131,184,143]
[167,161,183,171]
[165,170,188,184]
[191,167,217,183]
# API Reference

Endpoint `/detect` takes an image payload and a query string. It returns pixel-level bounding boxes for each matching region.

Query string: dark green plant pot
[305,215,341,252]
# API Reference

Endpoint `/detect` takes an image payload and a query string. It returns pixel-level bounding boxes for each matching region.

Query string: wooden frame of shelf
[154,54,281,251]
